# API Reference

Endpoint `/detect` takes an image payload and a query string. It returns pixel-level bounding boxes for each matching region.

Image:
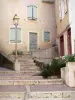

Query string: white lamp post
[13,14,20,71]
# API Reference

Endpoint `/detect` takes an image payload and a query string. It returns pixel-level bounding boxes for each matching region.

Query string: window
[59,0,67,20]
[59,0,62,20]
[27,5,37,20]
[44,32,50,42]
[10,28,21,43]
[64,0,67,13]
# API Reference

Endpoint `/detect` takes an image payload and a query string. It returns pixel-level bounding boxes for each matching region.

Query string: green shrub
[12,50,24,55]
[50,59,59,76]
[64,55,75,62]
[41,64,53,78]
[58,58,66,68]
[36,58,66,78]
[41,69,50,78]
[43,64,51,70]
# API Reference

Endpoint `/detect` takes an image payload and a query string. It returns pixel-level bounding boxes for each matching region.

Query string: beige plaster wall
[55,0,69,37]
[55,0,70,56]
[0,0,56,54]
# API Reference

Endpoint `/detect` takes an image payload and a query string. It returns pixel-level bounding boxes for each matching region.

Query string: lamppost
[13,14,20,71]
[13,14,19,60]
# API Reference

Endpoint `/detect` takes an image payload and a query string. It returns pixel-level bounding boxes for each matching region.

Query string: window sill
[27,18,37,21]
[10,41,21,44]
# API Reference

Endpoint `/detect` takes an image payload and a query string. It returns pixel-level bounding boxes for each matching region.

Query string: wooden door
[60,35,64,56]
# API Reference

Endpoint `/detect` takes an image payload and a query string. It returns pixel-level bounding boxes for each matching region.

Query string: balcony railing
[42,0,55,3]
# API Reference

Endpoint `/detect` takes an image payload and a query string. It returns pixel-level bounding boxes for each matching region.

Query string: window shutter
[59,0,62,20]
[64,0,67,13]
[33,6,37,19]
[10,28,21,43]
[17,28,21,42]
[10,28,15,42]
[61,0,65,19]
[44,32,50,42]
[27,6,32,19]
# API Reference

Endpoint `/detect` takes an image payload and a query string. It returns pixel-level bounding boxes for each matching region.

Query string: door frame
[60,35,64,56]
[67,28,72,55]
[28,31,38,51]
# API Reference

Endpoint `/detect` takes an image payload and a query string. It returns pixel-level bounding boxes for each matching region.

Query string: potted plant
[64,55,75,69]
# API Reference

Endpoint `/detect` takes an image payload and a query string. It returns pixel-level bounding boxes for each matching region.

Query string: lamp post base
[14,60,20,71]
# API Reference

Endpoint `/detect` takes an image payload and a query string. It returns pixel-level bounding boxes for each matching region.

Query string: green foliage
[41,69,50,78]
[58,58,66,68]
[41,64,53,78]
[40,58,66,78]
[64,55,75,62]
[12,50,24,55]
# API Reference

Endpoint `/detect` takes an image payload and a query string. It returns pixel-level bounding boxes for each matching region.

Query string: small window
[44,32,50,42]
[10,28,21,43]
[27,5,37,20]
[64,0,67,13]
[59,0,62,20]
[59,0,67,20]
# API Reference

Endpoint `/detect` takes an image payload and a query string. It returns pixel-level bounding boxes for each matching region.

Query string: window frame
[27,5,37,20]
[59,0,68,21]
[44,31,50,42]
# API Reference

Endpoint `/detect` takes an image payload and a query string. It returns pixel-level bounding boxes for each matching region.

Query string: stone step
[0,79,63,85]
[0,71,40,76]
[0,85,75,100]
[20,63,35,66]
[29,91,75,100]
[27,84,75,100]
[20,66,39,70]
[0,76,43,80]
[19,59,33,62]
[20,69,40,71]
[20,65,37,68]
[0,85,25,100]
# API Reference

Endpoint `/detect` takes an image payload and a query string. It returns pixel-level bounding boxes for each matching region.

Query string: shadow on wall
[0,52,14,70]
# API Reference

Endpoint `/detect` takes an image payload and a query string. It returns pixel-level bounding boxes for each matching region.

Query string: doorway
[29,32,37,51]
[60,35,64,56]
[67,28,72,55]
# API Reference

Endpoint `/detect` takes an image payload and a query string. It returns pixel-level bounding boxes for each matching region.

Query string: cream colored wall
[55,0,69,37]
[68,0,75,54]
[55,0,70,56]
[0,0,56,54]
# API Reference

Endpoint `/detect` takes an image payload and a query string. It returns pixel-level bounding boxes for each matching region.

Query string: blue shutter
[27,6,32,19]
[44,32,50,42]
[17,28,21,42]
[33,6,37,19]
[10,28,21,43]
[10,28,15,42]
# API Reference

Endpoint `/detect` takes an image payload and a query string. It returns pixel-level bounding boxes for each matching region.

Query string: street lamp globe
[13,14,19,26]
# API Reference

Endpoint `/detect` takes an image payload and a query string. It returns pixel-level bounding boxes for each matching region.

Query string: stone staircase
[0,54,75,100]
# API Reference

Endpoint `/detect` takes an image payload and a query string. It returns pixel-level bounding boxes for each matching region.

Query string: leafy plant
[41,69,50,78]
[64,55,75,62]
[12,50,24,55]
[58,58,66,68]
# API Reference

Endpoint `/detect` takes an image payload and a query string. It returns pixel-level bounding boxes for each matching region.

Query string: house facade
[55,0,75,56]
[0,0,56,55]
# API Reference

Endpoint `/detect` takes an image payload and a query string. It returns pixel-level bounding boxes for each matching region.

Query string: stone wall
[61,62,75,87]
[32,46,59,63]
